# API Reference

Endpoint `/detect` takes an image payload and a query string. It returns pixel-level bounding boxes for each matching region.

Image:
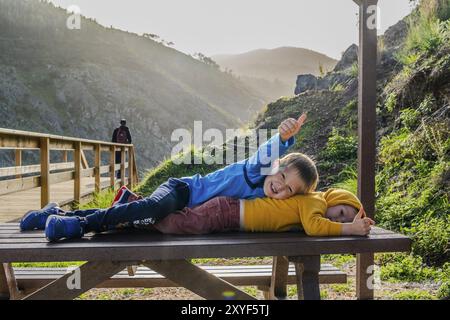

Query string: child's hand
[278,113,307,142]
[350,209,375,236]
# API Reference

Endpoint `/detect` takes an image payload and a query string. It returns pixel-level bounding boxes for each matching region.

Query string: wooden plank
[356,0,379,301]
[23,261,130,300]
[81,168,94,178]
[49,140,74,151]
[0,162,74,178]
[0,229,411,264]
[0,128,132,148]
[81,143,94,151]
[0,134,39,149]
[74,141,82,204]
[80,150,89,170]
[40,137,50,208]
[99,165,110,175]
[94,144,101,193]
[14,265,346,292]
[50,171,74,184]
[143,260,256,300]
[0,176,40,196]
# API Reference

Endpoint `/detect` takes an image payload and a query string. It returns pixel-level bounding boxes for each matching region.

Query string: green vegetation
[392,289,436,300]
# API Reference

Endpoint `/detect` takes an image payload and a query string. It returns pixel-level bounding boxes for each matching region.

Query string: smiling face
[325,205,358,223]
[263,166,306,199]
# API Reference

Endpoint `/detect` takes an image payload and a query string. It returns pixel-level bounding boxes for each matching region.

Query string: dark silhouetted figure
[112,119,132,179]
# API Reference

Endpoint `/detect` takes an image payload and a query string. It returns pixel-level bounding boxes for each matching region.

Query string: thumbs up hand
[279,113,307,143]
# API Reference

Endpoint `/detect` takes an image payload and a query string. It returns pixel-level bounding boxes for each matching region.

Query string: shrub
[406,218,450,266]
[320,128,357,163]
[380,254,439,282]
[399,108,420,130]
[392,290,436,300]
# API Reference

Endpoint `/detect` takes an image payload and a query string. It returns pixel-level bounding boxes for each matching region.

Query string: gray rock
[334,44,358,72]
[294,74,318,95]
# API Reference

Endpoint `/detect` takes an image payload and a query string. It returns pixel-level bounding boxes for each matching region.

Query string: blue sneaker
[20,202,61,231]
[45,215,85,242]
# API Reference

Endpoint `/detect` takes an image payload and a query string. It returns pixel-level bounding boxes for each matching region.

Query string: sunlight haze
[49,0,415,59]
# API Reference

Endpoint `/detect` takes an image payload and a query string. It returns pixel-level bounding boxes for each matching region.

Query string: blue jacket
[181,134,295,207]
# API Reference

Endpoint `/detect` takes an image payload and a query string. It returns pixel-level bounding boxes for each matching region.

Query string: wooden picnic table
[0,223,411,300]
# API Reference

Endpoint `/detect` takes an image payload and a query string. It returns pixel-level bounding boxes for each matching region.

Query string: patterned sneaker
[20,202,61,231]
[45,215,85,242]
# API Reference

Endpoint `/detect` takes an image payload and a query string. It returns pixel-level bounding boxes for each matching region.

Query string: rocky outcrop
[333,44,359,72]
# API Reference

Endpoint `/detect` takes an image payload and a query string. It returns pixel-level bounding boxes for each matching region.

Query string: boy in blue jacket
[21,114,319,241]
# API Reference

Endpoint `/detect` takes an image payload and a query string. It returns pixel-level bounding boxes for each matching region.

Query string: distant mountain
[213,47,337,101]
[0,0,265,171]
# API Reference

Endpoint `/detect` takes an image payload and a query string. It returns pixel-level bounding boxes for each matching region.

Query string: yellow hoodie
[242,189,362,236]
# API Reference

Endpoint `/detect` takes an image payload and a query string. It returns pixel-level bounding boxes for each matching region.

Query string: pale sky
[49,0,415,59]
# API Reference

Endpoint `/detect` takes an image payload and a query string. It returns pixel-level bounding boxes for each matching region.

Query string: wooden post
[110,145,116,190]
[74,141,82,204]
[268,256,289,299]
[289,256,321,300]
[15,149,22,179]
[40,137,50,208]
[120,146,125,187]
[133,146,139,184]
[62,150,68,163]
[128,146,134,188]
[354,0,378,300]
[0,263,20,300]
[94,144,101,193]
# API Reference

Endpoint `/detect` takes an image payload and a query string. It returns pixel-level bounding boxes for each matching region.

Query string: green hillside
[0,0,265,170]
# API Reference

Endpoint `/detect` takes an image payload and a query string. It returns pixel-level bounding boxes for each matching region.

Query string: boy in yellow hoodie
[155,189,375,236]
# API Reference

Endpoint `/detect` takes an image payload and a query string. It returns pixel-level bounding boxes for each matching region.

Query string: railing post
[74,141,82,204]
[132,146,139,185]
[15,149,22,179]
[40,137,50,208]
[94,144,101,193]
[62,150,68,163]
[110,145,116,190]
[120,146,126,187]
[354,0,378,300]
[128,146,134,188]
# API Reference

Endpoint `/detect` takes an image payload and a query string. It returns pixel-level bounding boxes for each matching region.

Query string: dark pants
[66,178,190,232]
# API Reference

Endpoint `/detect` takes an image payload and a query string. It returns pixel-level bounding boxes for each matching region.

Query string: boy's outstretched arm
[246,113,307,177]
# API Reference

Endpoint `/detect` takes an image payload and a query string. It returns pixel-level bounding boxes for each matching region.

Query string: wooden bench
[0,223,411,300]
[12,264,347,298]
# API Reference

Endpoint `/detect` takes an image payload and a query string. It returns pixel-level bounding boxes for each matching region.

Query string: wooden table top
[0,224,411,263]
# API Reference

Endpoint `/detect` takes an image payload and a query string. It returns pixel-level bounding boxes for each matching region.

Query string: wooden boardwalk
[0,177,110,223]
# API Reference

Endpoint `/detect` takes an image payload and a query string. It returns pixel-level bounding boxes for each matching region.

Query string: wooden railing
[0,128,138,208]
